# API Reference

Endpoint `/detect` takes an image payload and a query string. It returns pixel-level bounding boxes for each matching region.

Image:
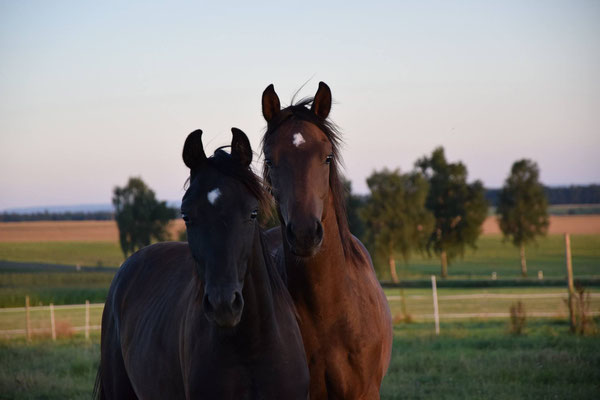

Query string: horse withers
[261,82,393,399]
[95,128,309,399]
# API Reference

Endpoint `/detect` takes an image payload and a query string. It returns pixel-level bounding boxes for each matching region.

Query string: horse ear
[311,81,332,119]
[231,127,252,166]
[182,129,207,170]
[262,84,281,123]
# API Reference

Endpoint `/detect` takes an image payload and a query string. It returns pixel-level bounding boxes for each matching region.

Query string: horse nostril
[202,294,214,315]
[315,221,323,243]
[286,223,296,244]
[231,291,244,313]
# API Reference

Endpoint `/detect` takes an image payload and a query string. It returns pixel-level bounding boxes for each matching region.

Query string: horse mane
[191,149,292,305]
[261,98,363,261]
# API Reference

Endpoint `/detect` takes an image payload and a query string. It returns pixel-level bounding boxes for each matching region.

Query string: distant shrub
[574,283,597,336]
[509,301,526,335]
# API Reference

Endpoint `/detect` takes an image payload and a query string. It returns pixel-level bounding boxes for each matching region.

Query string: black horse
[95,128,309,399]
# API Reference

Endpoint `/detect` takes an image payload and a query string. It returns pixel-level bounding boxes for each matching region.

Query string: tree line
[0,211,114,222]
[348,147,550,281]
[112,148,552,280]
[13,148,565,281]
[3,185,595,223]
[486,184,600,206]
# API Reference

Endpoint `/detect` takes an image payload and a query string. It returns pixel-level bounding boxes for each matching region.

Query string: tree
[497,159,549,277]
[343,178,367,243]
[360,169,433,283]
[113,177,176,257]
[416,147,488,278]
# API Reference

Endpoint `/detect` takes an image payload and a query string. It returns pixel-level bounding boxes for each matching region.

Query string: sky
[1,0,599,210]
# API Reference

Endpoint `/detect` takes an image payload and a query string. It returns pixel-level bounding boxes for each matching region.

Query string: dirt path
[481,215,600,235]
[0,216,598,242]
[0,220,185,242]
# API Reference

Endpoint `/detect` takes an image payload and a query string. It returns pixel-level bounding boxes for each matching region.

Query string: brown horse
[261,82,393,399]
[95,128,309,399]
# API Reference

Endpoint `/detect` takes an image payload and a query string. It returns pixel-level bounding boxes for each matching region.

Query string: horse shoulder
[112,242,198,398]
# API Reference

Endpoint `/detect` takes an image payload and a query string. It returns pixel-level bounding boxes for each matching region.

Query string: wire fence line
[387,293,600,301]
[0,303,105,313]
[1,288,597,338]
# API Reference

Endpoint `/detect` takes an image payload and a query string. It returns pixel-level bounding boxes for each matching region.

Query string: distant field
[0,220,186,243]
[0,215,599,243]
[0,241,123,268]
[0,234,598,280]
[0,261,114,307]
[480,214,600,235]
[384,234,600,280]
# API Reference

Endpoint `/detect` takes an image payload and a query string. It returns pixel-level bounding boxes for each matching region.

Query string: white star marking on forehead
[207,188,221,205]
[292,132,306,147]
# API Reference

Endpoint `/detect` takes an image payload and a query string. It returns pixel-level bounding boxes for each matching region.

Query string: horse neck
[284,190,349,306]
[237,228,280,333]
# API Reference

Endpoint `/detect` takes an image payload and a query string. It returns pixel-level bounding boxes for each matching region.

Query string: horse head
[181,128,263,327]
[262,82,343,258]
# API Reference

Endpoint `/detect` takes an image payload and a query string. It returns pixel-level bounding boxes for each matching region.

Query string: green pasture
[0,320,598,399]
[1,234,598,281]
[0,234,598,308]
[0,263,114,308]
[0,242,124,268]
[378,234,600,280]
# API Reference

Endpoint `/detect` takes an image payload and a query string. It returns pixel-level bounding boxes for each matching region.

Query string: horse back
[101,242,199,399]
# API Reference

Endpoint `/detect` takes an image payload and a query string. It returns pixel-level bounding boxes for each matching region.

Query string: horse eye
[325,154,333,164]
[265,159,273,167]
[250,210,258,219]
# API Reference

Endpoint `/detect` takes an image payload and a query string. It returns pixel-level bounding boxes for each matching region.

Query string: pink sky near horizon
[1,1,599,210]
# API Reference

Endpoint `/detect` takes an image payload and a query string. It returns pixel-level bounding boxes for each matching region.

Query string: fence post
[565,234,576,332]
[50,303,56,341]
[431,275,440,336]
[25,296,31,343]
[85,300,90,340]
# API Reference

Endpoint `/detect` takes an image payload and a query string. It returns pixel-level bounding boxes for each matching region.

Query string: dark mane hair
[261,98,363,261]
[187,148,291,304]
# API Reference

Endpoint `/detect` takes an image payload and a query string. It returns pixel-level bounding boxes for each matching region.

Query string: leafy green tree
[416,147,488,278]
[360,169,433,282]
[497,159,549,277]
[343,178,367,242]
[113,177,176,257]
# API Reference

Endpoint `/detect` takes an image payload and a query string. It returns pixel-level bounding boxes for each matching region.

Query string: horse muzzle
[202,287,244,328]
[285,219,324,258]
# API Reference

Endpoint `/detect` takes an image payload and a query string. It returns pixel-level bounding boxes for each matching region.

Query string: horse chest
[296,288,387,399]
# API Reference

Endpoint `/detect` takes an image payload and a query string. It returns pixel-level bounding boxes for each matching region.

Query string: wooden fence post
[565,234,576,332]
[431,275,440,336]
[25,296,31,343]
[85,300,90,340]
[50,303,56,341]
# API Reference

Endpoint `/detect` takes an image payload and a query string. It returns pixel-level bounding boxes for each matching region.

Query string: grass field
[0,320,598,399]
[379,234,600,280]
[0,242,124,268]
[0,234,598,280]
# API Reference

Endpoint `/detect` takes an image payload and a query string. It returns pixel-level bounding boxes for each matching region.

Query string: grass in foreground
[0,321,598,399]
[382,319,600,399]
[0,335,100,400]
